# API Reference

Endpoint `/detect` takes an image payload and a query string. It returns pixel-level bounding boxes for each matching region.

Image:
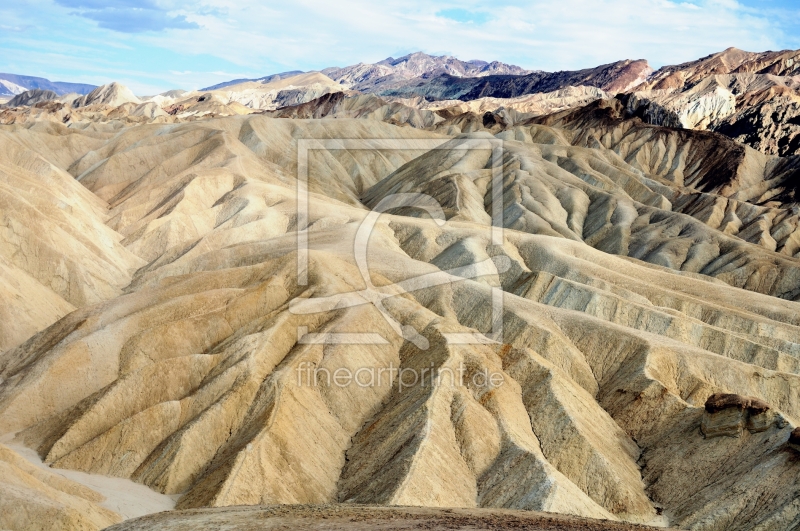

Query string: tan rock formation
[0,124,143,351]
[1,100,800,531]
[528,99,800,262]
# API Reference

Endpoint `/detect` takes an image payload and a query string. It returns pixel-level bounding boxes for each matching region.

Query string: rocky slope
[0,83,607,128]
[619,48,800,155]
[2,48,800,531]
[712,97,800,157]
[0,122,143,351]
[270,91,800,265]
[150,73,345,114]
[0,104,799,531]
[638,47,800,92]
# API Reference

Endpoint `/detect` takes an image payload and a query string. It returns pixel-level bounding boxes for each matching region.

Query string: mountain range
[200,52,533,92]
[5,47,798,160]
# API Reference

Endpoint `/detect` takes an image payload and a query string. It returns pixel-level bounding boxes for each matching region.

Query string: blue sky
[1,0,798,95]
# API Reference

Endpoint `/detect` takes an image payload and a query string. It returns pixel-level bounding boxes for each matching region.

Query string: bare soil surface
[106,504,675,530]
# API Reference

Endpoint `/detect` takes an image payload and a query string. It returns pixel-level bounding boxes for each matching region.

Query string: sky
[0,0,799,95]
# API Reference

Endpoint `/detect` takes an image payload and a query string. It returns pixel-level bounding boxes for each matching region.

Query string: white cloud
[141,0,787,72]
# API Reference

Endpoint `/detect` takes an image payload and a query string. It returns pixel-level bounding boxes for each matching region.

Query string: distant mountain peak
[0,73,96,96]
[320,52,533,93]
[72,82,141,108]
[201,70,306,91]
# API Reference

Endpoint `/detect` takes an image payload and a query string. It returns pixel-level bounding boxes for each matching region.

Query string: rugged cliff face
[713,98,800,157]
[637,48,800,92]
[605,48,800,155]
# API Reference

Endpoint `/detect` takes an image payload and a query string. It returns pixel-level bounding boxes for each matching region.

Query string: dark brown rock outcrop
[704,393,770,414]
[701,394,776,438]
[789,428,800,451]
